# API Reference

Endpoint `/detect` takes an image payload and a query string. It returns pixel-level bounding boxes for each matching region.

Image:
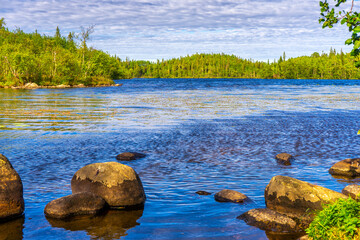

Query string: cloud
[0,0,353,61]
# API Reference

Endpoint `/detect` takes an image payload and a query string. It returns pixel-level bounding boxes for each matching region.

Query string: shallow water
[1,78,360,239]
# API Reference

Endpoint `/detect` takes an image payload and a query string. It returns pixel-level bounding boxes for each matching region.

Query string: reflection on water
[1,79,360,239]
[47,210,143,239]
[2,79,360,133]
[266,231,305,240]
[0,216,24,240]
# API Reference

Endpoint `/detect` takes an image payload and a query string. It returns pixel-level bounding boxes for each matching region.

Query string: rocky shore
[1,152,360,240]
[1,82,123,89]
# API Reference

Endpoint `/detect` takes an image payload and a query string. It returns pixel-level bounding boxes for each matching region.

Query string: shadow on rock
[266,231,305,240]
[47,209,143,239]
[0,215,24,240]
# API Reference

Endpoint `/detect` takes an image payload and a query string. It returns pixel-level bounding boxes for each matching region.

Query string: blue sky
[0,0,354,61]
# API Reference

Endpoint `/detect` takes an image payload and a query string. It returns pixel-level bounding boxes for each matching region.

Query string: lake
[1,78,360,239]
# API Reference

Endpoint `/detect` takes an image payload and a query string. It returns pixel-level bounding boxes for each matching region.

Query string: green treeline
[0,19,122,87]
[1,17,360,88]
[119,50,360,80]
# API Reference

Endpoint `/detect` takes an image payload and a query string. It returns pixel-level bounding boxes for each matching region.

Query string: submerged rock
[44,192,107,219]
[265,175,347,225]
[116,152,146,161]
[71,162,146,209]
[238,208,301,232]
[0,154,24,221]
[214,189,248,203]
[329,158,360,177]
[196,191,211,196]
[342,184,360,200]
[275,153,293,166]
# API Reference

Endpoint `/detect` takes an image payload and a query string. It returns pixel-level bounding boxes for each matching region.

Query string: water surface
[1,78,360,239]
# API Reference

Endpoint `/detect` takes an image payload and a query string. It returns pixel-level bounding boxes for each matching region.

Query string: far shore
[0,82,123,90]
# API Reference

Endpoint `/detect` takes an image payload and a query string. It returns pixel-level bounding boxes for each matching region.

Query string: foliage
[306,197,360,240]
[117,50,360,80]
[0,19,120,87]
[319,0,360,67]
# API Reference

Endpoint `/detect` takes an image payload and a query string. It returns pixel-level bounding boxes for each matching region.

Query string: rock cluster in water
[3,147,360,239]
[0,154,24,221]
[45,162,146,219]
[239,175,347,233]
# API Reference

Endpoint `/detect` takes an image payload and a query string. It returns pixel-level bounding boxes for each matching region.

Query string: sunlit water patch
[1,78,360,239]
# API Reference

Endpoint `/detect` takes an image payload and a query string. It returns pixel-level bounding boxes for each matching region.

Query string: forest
[0,18,122,88]
[119,50,360,80]
[1,17,360,88]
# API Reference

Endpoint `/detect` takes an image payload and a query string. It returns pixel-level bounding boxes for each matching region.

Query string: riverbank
[0,82,123,89]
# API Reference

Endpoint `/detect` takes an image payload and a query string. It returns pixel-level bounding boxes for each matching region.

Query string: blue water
[1,78,360,239]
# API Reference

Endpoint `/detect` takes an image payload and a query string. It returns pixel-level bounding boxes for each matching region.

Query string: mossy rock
[71,162,146,209]
[0,154,24,220]
[265,175,347,226]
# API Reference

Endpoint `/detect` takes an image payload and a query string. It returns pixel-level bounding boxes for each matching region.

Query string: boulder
[23,82,39,89]
[196,191,211,196]
[44,192,107,219]
[265,176,347,224]
[342,184,360,200]
[214,189,248,203]
[71,162,146,209]
[0,154,24,220]
[238,208,301,232]
[329,158,360,177]
[116,152,146,161]
[275,153,293,166]
[56,84,71,88]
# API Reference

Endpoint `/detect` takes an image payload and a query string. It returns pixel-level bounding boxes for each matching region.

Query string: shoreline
[0,83,123,90]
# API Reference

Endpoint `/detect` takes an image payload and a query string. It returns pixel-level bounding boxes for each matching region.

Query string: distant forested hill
[0,18,121,88]
[1,17,359,88]
[119,50,360,80]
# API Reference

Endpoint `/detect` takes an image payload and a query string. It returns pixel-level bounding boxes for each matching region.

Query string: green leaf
[355,40,360,49]
[345,38,353,45]
[353,26,360,33]
[341,18,346,25]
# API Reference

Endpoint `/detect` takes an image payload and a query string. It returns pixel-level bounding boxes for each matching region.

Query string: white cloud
[0,0,354,61]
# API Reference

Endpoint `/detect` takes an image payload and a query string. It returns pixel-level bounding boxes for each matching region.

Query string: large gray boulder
[71,162,146,209]
[0,154,24,221]
[329,158,360,177]
[265,175,347,225]
[44,192,107,219]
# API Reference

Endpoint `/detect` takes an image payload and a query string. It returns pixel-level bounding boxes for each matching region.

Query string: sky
[0,0,354,62]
